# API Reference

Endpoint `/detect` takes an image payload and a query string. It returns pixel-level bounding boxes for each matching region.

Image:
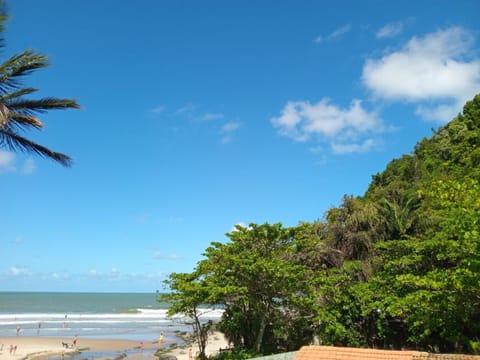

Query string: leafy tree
[159,271,214,360]
[310,94,480,352]
[199,223,315,354]
[314,261,366,347]
[369,179,480,353]
[325,196,382,265]
[0,3,80,166]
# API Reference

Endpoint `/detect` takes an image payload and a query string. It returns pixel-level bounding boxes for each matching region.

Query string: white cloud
[221,122,241,133]
[7,266,31,277]
[202,113,224,121]
[330,24,351,39]
[0,150,16,173]
[220,121,241,143]
[363,27,480,122]
[230,222,248,232]
[22,158,36,174]
[271,98,383,153]
[50,272,70,280]
[152,250,181,260]
[415,102,461,122]
[151,105,166,114]
[314,24,351,44]
[0,152,36,174]
[331,139,376,154]
[175,103,196,116]
[376,22,404,38]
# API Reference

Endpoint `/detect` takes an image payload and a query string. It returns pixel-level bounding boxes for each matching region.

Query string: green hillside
[161,94,480,358]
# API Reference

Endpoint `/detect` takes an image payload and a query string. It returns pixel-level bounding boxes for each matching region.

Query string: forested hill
[161,94,480,359]
[300,93,480,354]
[366,92,480,202]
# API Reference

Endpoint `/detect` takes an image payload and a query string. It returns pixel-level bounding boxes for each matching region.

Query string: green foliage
[315,261,369,347]
[368,178,480,352]
[210,348,261,360]
[159,271,215,360]
[161,93,480,355]
[162,223,320,356]
[198,223,317,354]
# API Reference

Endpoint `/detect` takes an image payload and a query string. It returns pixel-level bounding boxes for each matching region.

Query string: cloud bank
[363,27,480,122]
[274,26,480,155]
[0,151,36,174]
[271,98,382,154]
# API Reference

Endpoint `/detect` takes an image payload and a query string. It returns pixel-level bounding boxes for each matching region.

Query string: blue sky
[1,0,479,292]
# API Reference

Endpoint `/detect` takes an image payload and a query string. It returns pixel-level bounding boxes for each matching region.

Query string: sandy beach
[0,332,229,360]
[0,336,155,360]
[161,331,229,360]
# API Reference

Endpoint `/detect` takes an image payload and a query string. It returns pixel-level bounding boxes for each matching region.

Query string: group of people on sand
[8,344,18,355]
[62,335,78,349]
[0,344,18,356]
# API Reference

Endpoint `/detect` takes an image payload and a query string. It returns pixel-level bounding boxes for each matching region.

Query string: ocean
[0,292,223,343]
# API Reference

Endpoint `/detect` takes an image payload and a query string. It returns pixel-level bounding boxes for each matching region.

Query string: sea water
[0,292,223,342]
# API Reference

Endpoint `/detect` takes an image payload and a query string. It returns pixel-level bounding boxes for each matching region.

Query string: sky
[1,0,479,293]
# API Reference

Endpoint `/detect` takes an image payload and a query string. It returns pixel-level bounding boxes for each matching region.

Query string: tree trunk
[254,312,267,353]
[192,309,208,360]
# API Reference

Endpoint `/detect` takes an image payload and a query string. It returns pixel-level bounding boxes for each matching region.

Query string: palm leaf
[0,128,73,166]
[0,4,79,167]
[0,50,49,92]
[6,97,81,113]
[0,87,38,102]
[6,112,43,130]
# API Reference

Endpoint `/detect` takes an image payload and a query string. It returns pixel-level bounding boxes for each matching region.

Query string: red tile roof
[293,346,480,360]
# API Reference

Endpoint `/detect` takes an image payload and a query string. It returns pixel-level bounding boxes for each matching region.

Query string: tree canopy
[160,96,480,357]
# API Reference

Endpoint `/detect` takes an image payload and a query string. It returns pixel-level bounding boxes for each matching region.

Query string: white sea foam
[0,308,224,339]
[0,292,224,341]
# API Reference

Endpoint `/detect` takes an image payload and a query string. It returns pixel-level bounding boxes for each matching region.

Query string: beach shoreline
[0,336,156,360]
[0,331,229,360]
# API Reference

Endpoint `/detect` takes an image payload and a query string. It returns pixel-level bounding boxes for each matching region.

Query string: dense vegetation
[161,95,480,359]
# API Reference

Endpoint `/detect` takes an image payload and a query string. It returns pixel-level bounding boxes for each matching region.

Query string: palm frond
[0,50,49,92]
[0,128,73,167]
[0,2,78,167]
[7,97,81,113]
[6,112,43,130]
[0,87,38,102]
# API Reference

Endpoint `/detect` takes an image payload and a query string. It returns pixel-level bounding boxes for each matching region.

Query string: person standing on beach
[16,326,20,336]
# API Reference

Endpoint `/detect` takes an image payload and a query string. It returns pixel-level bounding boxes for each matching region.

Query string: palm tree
[0,6,80,166]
